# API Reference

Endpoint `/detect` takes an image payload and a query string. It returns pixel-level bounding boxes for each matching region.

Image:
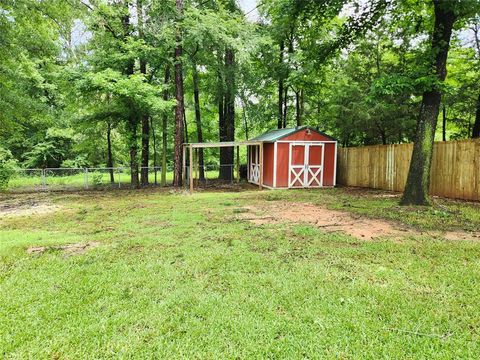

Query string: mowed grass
[0,187,480,358]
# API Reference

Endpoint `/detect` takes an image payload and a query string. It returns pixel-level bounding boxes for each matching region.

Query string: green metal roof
[250,126,335,142]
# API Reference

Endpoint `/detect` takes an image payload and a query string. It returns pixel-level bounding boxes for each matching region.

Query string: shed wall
[322,142,336,186]
[263,143,275,187]
[275,143,290,187]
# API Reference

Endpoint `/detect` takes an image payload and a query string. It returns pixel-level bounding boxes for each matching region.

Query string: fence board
[337,139,480,201]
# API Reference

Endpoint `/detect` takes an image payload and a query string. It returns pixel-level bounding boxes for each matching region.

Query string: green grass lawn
[1,187,479,358]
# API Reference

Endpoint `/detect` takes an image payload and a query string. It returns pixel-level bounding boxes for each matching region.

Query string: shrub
[61,156,88,169]
[91,173,104,186]
[0,147,18,191]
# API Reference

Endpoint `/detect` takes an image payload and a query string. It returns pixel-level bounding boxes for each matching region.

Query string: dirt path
[237,201,479,241]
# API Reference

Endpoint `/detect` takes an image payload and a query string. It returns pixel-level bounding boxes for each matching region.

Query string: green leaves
[370,74,415,97]
[0,147,18,190]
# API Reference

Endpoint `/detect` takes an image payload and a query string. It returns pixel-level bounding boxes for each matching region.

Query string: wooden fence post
[236,146,240,183]
[259,143,263,189]
[182,145,186,185]
[189,144,193,194]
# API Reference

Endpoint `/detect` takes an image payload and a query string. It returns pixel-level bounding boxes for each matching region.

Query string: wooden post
[247,146,250,181]
[182,145,186,185]
[189,144,194,194]
[474,140,480,201]
[259,143,263,189]
[236,146,240,183]
[193,148,197,186]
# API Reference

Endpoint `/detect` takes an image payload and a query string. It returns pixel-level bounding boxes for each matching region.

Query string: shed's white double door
[248,145,260,184]
[288,143,324,188]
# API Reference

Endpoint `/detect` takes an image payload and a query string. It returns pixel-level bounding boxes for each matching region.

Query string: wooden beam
[236,145,240,183]
[189,144,193,194]
[194,147,197,186]
[182,145,186,185]
[184,141,262,149]
[247,146,250,181]
[259,143,263,189]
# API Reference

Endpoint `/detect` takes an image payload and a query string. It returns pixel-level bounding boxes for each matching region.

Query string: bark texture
[442,104,447,141]
[150,117,157,184]
[173,0,184,187]
[137,0,149,186]
[162,66,170,186]
[278,39,285,129]
[472,24,480,138]
[219,48,235,180]
[401,0,456,205]
[472,92,480,138]
[127,112,139,188]
[122,6,139,188]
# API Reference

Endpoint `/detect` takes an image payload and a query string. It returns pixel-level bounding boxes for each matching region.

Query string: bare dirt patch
[431,231,480,241]
[238,201,479,241]
[238,202,405,240]
[0,197,60,218]
[27,241,100,256]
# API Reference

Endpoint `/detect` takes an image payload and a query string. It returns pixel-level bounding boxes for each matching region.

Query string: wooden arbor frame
[182,141,263,194]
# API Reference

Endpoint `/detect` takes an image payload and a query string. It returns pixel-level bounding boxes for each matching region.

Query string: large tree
[401,0,457,205]
[173,0,185,187]
[471,20,480,138]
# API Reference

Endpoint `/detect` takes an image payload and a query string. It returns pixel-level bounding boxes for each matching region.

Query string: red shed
[247,126,337,189]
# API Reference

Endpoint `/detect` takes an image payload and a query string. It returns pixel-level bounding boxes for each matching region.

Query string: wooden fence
[337,139,480,201]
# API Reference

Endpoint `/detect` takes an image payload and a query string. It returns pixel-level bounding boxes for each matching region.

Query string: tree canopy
[0,0,479,196]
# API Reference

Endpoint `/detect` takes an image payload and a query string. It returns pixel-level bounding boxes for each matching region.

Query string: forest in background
[0,0,479,192]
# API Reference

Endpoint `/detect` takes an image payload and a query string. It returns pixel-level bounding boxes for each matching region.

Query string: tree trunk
[380,130,387,145]
[183,108,189,144]
[472,92,480,138]
[471,23,480,138]
[150,117,158,185]
[140,114,149,185]
[219,48,235,180]
[442,104,447,141]
[192,63,205,181]
[401,0,456,206]
[106,120,114,183]
[295,90,302,126]
[137,0,149,186]
[218,50,225,147]
[278,39,285,129]
[162,66,170,186]
[218,84,225,178]
[283,31,294,129]
[242,99,249,140]
[121,2,139,188]
[173,0,184,187]
[300,88,304,122]
[128,114,139,188]
[127,82,139,188]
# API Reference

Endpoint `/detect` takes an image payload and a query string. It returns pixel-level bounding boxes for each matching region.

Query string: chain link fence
[9,167,167,193]
[7,165,247,193]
